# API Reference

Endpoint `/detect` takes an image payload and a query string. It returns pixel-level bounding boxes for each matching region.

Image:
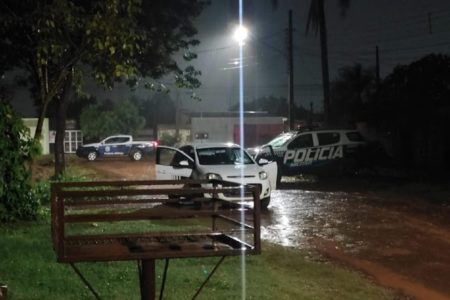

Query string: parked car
[156,143,278,208]
[249,129,368,179]
[76,135,156,161]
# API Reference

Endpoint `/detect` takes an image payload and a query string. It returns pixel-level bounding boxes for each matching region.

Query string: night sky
[9,0,450,116]
[181,0,450,113]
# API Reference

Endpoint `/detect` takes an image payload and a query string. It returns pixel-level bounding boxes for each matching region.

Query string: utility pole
[287,9,295,130]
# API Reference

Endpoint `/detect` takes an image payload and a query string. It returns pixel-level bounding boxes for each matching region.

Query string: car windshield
[267,132,296,147]
[196,147,254,165]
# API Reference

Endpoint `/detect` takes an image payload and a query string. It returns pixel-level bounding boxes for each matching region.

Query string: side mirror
[258,158,269,166]
[179,160,189,166]
[174,160,191,169]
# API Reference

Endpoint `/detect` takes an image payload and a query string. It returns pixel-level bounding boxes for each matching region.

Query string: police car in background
[251,129,367,180]
[76,135,156,161]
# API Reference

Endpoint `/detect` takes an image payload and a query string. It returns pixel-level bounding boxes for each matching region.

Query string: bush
[32,173,88,206]
[0,101,38,221]
[159,132,178,146]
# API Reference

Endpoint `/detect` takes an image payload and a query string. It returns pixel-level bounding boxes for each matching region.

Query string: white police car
[155,143,277,208]
[252,129,367,178]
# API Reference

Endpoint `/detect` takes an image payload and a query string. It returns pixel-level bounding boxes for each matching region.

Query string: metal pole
[159,259,170,300]
[288,9,295,130]
[70,263,101,300]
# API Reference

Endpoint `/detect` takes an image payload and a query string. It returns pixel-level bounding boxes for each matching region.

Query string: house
[190,111,285,147]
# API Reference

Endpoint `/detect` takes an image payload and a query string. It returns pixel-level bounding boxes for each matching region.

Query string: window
[104,137,129,144]
[287,134,313,149]
[318,132,340,145]
[268,132,296,147]
[64,130,83,153]
[158,148,176,166]
[197,147,253,165]
[171,151,191,166]
[104,137,117,144]
[179,146,195,160]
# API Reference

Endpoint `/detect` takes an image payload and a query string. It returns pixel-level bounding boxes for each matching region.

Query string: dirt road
[75,158,450,300]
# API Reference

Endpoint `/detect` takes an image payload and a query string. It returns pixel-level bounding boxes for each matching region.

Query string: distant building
[23,118,50,155]
[190,111,285,147]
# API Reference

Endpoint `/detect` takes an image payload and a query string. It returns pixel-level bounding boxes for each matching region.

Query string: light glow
[233,25,248,46]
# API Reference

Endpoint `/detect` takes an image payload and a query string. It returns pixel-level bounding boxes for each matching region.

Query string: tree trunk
[318,0,331,126]
[54,73,72,177]
[34,100,50,143]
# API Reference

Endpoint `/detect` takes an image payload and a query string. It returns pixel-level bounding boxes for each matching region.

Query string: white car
[156,143,278,208]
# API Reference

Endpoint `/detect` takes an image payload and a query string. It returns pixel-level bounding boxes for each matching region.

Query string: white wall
[23,118,50,155]
[191,116,284,144]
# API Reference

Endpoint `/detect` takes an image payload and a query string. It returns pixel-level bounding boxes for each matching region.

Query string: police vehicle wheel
[261,197,270,209]
[87,151,97,161]
[131,150,143,161]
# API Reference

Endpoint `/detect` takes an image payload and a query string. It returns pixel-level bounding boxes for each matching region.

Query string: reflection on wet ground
[261,189,355,248]
[261,185,450,299]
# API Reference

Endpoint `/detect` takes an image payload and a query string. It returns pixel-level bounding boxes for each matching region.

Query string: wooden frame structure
[51,179,261,299]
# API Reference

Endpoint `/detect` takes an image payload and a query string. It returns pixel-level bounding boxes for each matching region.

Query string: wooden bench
[51,179,261,299]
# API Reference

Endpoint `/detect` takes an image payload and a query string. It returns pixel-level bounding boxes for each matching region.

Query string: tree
[0,0,207,175]
[80,99,144,141]
[330,64,376,126]
[130,94,177,135]
[0,100,39,221]
[305,0,350,125]
[374,54,450,170]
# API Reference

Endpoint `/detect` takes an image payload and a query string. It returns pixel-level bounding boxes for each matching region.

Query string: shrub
[0,101,38,221]
[31,173,88,207]
[159,132,178,146]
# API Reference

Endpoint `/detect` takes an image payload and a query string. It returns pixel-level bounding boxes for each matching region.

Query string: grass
[0,219,395,300]
[1,156,394,299]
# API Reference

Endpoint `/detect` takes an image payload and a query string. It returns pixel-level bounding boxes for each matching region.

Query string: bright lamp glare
[233,25,248,45]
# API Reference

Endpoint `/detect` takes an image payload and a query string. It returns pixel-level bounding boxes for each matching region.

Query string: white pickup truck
[76,134,156,161]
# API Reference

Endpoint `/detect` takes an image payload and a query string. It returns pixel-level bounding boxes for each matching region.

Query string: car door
[115,136,132,155]
[254,145,278,189]
[156,146,194,180]
[99,136,118,156]
[282,133,315,175]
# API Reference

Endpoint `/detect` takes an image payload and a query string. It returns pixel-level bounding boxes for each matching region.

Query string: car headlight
[206,173,222,180]
[259,171,268,180]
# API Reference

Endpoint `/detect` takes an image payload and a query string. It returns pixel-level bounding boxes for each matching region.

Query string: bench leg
[139,259,155,300]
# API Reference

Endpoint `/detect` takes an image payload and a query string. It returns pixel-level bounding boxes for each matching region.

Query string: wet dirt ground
[78,158,450,300]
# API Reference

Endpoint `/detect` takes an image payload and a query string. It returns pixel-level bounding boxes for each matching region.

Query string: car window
[346,131,364,142]
[197,147,253,165]
[115,137,130,143]
[171,150,192,166]
[104,137,117,144]
[268,132,295,147]
[104,137,129,144]
[317,132,340,145]
[287,134,313,149]
[179,146,195,160]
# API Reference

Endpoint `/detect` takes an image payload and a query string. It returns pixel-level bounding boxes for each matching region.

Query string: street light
[233,25,248,46]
